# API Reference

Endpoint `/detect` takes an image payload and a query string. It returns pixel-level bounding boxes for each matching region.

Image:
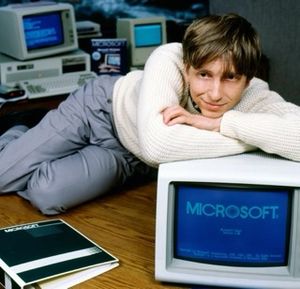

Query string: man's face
[185,58,249,119]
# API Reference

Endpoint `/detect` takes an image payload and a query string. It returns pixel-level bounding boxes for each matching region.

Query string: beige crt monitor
[155,151,300,289]
[0,2,78,60]
[116,17,167,68]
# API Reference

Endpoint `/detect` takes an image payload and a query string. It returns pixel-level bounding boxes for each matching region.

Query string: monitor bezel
[105,53,121,67]
[0,3,78,60]
[158,181,300,280]
[155,153,300,288]
[116,17,167,67]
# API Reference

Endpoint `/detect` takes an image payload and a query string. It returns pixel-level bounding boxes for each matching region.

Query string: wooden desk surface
[0,181,189,289]
[0,95,67,117]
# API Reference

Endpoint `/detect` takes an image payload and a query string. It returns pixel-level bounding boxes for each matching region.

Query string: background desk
[0,181,188,289]
[0,94,67,118]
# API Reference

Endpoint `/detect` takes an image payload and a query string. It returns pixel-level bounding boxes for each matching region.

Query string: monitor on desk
[116,17,166,68]
[0,1,78,60]
[155,152,300,289]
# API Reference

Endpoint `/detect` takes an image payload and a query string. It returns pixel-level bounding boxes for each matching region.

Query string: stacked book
[0,219,118,289]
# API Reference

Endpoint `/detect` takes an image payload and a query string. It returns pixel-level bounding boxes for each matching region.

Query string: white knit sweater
[112,43,300,166]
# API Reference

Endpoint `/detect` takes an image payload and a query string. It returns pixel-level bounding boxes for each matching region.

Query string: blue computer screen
[107,54,121,66]
[174,184,291,266]
[134,23,162,48]
[23,12,63,50]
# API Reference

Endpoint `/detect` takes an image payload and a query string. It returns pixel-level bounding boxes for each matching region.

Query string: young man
[1,14,300,215]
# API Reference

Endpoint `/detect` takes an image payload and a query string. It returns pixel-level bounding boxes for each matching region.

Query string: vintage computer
[116,17,167,69]
[0,1,78,60]
[0,2,98,100]
[0,50,96,99]
[155,151,300,289]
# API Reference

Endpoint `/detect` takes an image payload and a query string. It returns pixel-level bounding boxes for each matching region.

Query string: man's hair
[182,13,261,80]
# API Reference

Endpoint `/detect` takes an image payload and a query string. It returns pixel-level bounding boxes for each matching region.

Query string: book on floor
[0,219,119,289]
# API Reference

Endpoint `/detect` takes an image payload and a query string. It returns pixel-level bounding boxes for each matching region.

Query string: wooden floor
[0,180,190,289]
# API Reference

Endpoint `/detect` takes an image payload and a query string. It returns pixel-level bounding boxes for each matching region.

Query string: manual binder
[0,219,118,289]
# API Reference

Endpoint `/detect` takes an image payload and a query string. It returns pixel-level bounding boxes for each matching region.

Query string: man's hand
[162,105,222,132]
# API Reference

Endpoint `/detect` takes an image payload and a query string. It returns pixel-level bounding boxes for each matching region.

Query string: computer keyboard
[20,72,97,99]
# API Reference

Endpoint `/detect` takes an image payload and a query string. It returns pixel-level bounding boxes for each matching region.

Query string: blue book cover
[89,38,128,76]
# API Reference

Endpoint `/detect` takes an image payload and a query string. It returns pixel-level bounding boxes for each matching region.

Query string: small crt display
[134,23,162,47]
[23,12,63,50]
[106,54,121,66]
[175,184,291,266]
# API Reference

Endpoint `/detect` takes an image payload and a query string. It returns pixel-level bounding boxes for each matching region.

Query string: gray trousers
[0,75,148,215]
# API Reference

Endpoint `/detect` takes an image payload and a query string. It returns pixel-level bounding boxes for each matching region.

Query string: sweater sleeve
[221,79,300,161]
[137,43,255,166]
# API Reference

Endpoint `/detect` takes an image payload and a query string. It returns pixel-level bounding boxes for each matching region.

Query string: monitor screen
[174,183,291,267]
[134,23,162,48]
[23,12,63,50]
[106,54,121,66]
